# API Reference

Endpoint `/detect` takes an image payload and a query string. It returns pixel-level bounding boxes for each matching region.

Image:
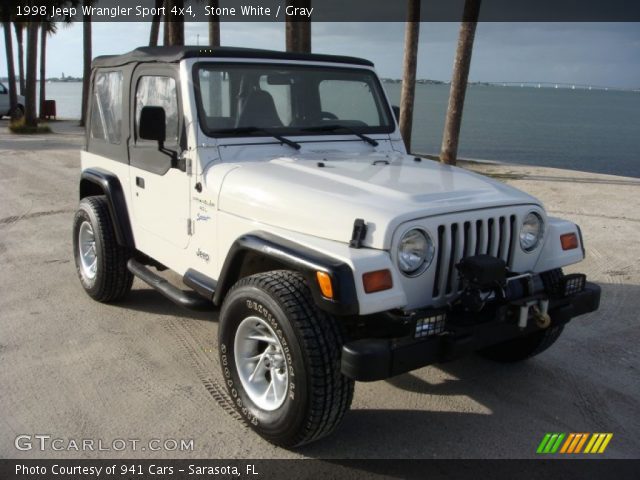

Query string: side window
[135,76,179,145]
[319,79,380,126]
[0,83,7,94]
[90,71,123,144]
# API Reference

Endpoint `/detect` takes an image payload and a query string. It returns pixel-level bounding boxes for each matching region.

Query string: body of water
[37,81,639,178]
[384,83,639,178]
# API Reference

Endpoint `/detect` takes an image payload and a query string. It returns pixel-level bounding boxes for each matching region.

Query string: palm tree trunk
[208,0,220,46]
[285,0,311,53]
[207,0,222,114]
[399,0,421,152]
[39,23,47,120]
[80,10,92,126]
[166,0,184,46]
[440,0,482,165]
[14,23,26,95]
[25,21,39,127]
[162,0,169,46]
[3,21,19,120]
[149,0,162,46]
[285,21,311,53]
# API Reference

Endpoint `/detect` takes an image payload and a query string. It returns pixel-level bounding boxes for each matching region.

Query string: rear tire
[218,270,354,447]
[479,325,564,362]
[73,195,133,302]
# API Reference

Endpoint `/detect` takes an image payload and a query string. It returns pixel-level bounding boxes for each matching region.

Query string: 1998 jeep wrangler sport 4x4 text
[74,46,600,447]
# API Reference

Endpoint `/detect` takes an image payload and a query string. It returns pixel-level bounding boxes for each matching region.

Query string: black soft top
[92,46,374,69]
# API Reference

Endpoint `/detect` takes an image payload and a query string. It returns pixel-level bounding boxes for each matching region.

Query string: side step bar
[127,259,214,311]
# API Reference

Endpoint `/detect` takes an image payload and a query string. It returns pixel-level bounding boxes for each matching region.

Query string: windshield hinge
[349,218,368,248]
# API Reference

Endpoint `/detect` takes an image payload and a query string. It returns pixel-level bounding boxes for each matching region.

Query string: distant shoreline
[0,78,82,83]
[3,77,637,92]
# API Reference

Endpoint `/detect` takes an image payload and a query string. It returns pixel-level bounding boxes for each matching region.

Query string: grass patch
[9,118,52,134]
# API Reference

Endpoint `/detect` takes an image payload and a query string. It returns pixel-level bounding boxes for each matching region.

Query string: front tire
[479,325,564,362]
[73,195,133,302]
[218,271,354,447]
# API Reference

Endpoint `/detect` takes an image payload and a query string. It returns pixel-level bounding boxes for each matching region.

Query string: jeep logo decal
[196,248,210,263]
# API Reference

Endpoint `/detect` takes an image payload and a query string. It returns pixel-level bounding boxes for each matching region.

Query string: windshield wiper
[302,125,379,147]
[211,126,301,150]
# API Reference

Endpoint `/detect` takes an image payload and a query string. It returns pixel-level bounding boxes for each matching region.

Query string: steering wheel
[320,111,338,120]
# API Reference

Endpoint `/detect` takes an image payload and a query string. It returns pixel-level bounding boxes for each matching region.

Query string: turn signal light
[363,269,393,294]
[560,233,579,250]
[316,271,334,299]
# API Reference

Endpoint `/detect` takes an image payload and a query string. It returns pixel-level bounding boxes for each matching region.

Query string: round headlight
[398,229,435,275]
[520,212,544,252]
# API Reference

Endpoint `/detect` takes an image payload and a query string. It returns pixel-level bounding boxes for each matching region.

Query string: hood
[214,151,542,249]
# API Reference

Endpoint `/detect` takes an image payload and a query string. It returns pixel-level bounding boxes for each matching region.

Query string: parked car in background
[0,81,25,119]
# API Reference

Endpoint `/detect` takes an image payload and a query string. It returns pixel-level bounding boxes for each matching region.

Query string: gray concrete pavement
[1,120,638,459]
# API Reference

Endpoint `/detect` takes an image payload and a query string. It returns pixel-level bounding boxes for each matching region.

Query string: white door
[128,71,191,253]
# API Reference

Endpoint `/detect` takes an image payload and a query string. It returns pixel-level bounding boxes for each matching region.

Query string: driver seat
[235,89,283,128]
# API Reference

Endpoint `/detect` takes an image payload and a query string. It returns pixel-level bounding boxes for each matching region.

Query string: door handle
[136,177,145,189]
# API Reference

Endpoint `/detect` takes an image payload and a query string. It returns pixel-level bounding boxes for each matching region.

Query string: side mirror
[139,106,166,145]
[392,105,401,123]
[139,105,185,172]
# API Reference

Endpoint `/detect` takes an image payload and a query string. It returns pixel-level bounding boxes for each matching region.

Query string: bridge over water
[484,81,637,92]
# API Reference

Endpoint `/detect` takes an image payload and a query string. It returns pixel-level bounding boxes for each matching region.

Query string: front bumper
[341,281,601,382]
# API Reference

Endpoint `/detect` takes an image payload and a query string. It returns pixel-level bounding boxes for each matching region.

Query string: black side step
[127,259,214,311]
[183,268,216,300]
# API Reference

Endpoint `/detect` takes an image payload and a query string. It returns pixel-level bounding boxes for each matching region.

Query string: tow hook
[517,299,550,329]
[533,301,551,329]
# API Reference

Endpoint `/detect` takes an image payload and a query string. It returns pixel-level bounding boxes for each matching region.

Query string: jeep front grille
[432,215,517,298]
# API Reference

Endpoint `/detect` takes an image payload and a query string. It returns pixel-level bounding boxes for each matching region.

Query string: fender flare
[79,168,135,248]
[213,232,359,316]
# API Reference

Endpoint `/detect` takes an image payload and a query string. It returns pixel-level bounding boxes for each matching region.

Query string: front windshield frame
[192,62,395,139]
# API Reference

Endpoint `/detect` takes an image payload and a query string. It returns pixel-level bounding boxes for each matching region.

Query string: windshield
[193,63,394,138]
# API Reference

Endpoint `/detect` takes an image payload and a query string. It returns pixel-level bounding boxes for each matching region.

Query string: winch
[456,254,552,329]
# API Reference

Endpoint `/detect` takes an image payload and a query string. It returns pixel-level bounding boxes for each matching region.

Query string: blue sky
[2,22,639,89]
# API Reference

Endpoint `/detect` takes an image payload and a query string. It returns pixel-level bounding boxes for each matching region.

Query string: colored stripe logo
[537,433,613,454]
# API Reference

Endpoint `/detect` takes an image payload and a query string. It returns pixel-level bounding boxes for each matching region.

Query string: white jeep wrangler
[74,46,600,447]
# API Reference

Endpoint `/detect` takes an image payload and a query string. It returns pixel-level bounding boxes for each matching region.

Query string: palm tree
[14,23,26,95]
[166,0,185,46]
[149,0,163,46]
[38,2,78,121]
[163,1,169,46]
[39,21,58,120]
[24,21,39,127]
[2,21,19,120]
[285,0,311,53]
[80,0,92,126]
[208,0,220,46]
[18,1,77,127]
[398,0,421,152]
[440,0,482,165]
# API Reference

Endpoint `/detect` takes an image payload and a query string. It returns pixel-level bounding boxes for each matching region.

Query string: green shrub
[9,118,52,134]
